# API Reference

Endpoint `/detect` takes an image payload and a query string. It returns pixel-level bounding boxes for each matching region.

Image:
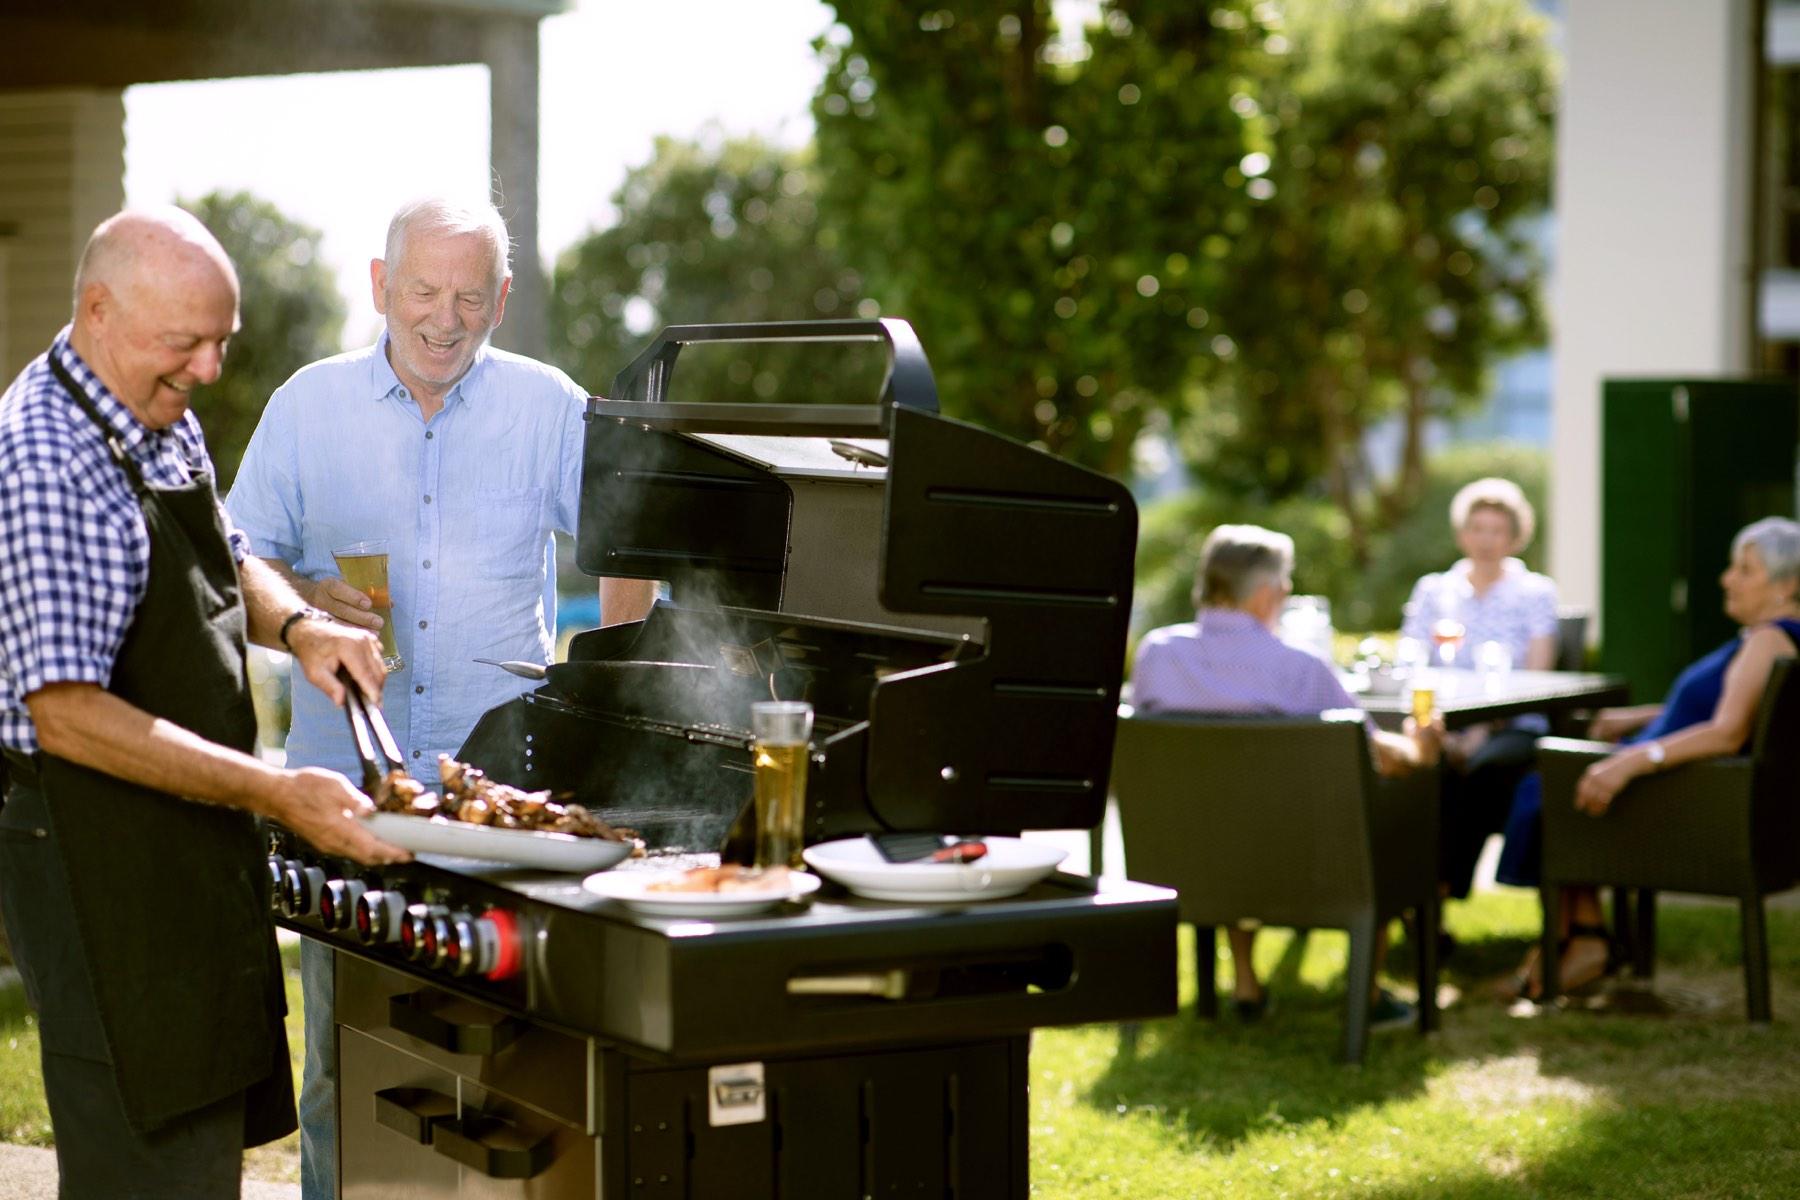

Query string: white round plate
[581,868,822,918]
[363,812,634,873]
[802,836,1067,903]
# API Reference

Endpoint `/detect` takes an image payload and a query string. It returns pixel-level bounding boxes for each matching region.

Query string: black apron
[30,357,295,1143]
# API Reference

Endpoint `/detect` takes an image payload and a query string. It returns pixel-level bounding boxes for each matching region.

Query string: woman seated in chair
[1401,478,1561,909]
[1498,516,1800,998]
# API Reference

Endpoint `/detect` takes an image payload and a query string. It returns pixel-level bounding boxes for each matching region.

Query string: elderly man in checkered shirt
[0,207,408,1198]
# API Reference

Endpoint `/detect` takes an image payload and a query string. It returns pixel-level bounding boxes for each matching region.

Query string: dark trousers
[1439,727,1538,899]
[0,775,247,1199]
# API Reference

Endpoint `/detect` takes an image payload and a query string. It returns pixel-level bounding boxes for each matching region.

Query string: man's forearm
[240,554,315,649]
[600,577,658,626]
[27,682,284,815]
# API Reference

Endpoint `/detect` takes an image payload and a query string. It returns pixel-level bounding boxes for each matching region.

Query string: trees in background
[538,0,1557,629]
[183,190,345,490]
[547,135,882,405]
[810,1,1257,476]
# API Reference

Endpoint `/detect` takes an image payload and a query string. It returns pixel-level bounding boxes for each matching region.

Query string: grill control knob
[419,913,453,968]
[265,857,285,912]
[444,911,500,977]
[479,908,522,982]
[401,905,449,962]
[355,890,406,945]
[280,864,326,918]
[319,879,367,931]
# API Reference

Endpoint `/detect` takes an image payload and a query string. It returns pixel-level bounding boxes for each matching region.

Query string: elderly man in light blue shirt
[226,197,654,1200]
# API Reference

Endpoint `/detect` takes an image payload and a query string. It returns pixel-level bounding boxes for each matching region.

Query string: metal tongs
[338,667,404,795]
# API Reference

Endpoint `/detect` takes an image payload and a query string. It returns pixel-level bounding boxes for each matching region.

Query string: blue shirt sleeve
[223,386,304,564]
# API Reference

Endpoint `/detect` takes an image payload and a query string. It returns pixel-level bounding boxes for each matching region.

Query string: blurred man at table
[225,197,655,1200]
[1132,524,1439,1025]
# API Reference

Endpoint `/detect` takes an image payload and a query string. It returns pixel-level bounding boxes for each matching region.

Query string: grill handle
[608,318,938,414]
[372,1086,457,1145]
[431,1114,556,1180]
[388,990,523,1056]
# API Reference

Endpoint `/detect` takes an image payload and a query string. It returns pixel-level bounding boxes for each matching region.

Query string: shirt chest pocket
[468,487,548,580]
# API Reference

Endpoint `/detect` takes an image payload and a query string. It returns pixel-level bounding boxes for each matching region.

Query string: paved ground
[0,1144,298,1199]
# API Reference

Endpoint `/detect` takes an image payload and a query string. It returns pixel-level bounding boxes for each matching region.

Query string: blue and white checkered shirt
[0,327,250,753]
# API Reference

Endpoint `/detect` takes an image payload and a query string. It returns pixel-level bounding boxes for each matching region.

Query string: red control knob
[280,864,326,918]
[320,879,366,931]
[480,908,522,982]
[355,890,406,945]
[402,906,448,962]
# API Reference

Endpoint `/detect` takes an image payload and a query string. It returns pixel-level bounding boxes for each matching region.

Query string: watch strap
[279,606,331,649]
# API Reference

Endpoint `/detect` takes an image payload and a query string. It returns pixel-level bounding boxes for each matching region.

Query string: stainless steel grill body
[277,320,1177,1198]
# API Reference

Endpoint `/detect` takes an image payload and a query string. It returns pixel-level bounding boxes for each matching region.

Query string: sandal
[1497,925,1616,1003]
[1557,922,1616,995]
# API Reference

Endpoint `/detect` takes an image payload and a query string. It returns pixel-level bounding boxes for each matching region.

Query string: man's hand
[310,576,384,632]
[1442,723,1491,771]
[275,767,411,864]
[287,615,385,708]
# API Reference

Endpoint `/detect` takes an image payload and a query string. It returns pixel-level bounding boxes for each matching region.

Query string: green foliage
[1134,439,1547,637]
[547,135,884,404]
[1188,0,1556,551]
[182,191,345,491]
[813,0,1554,526]
[813,1,1261,475]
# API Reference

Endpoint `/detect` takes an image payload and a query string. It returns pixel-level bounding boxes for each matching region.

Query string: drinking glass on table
[1431,616,1466,669]
[1396,637,1436,723]
[332,540,404,672]
[751,701,813,869]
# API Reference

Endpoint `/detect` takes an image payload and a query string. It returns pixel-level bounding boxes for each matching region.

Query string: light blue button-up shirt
[225,335,588,785]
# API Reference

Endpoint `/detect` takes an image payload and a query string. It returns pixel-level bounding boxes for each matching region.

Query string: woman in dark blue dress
[1498,517,1800,997]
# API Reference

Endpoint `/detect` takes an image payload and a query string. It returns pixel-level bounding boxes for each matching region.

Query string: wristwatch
[278,606,332,650]
[1644,739,1666,769]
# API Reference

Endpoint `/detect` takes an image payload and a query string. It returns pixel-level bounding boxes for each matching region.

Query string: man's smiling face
[95,257,239,431]
[373,228,509,404]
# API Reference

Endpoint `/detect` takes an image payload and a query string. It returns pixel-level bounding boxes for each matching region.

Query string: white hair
[1194,524,1295,607]
[1734,517,1800,585]
[383,198,511,291]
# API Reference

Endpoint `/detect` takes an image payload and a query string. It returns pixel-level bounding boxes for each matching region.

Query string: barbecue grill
[270,319,1178,1198]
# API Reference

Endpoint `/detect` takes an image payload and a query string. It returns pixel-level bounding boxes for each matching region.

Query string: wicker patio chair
[1108,710,1440,1064]
[1535,658,1800,1019]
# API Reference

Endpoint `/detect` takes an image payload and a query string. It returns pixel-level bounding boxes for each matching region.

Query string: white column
[0,89,126,380]
[1549,0,1757,631]
[484,15,546,361]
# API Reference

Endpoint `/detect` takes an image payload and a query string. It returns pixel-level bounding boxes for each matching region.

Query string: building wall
[0,89,126,381]
[1549,0,1757,632]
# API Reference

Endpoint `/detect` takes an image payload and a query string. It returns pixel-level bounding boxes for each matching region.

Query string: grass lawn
[5,893,1800,1195]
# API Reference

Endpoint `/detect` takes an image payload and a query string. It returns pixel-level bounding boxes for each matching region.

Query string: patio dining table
[1348,668,1630,731]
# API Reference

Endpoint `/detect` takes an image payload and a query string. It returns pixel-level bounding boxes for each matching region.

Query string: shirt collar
[369,331,492,411]
[51,326,165,457]
[1195,608,1273,638]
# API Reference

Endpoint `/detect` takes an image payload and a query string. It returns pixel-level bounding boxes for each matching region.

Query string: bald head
[67,207,241,430]
[73,206,238,314]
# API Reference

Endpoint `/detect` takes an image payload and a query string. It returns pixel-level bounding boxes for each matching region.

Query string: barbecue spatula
[870,833,989,864]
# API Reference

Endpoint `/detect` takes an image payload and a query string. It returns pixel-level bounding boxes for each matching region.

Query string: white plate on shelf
[802,837,1067,903]
[581,868,822,918]
[362,813,635,873]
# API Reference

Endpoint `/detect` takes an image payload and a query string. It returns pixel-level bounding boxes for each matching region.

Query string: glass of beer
[332,540,404,672]
[751,701,812,869]
[1407,666,1438,725]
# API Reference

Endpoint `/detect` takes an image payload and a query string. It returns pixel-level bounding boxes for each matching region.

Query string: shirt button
[418,620,428,630]
[423,495,432,504]
[425,431,434,440]
[414,685,424,695]
[412,750,421,759]
[422,560,432,569]
[399,389,409,400]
